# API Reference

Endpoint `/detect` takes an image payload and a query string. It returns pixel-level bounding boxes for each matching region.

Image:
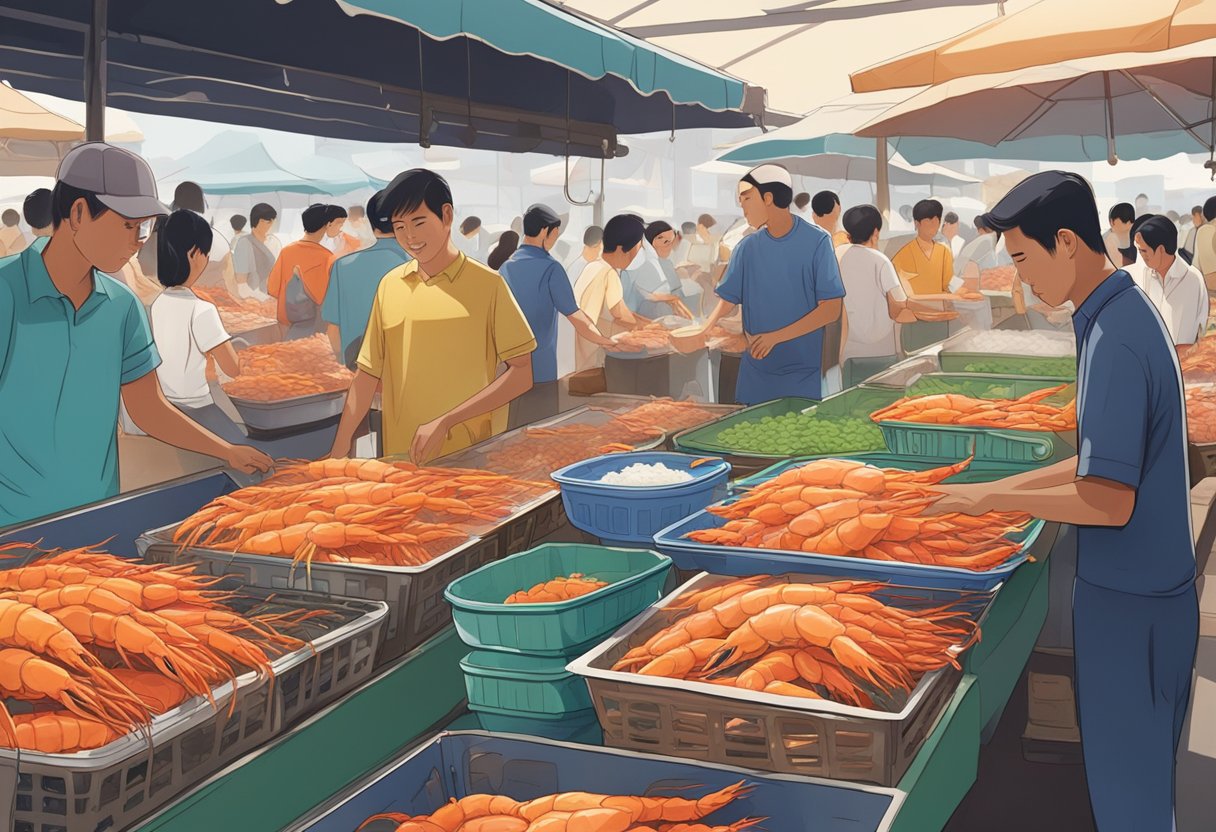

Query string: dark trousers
[507,381,560,431]
[1073,577,1198,832]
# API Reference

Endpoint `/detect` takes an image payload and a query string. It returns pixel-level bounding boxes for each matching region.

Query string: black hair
[1,209,17,228]
[978,170,1106,256]
[229,214,247,233]
[1204,196,1216,222]
[681,222,696,235]
[974,215,990,233]
[487,230,519,271]
[697,213,717,229]
[603,214,646,254]
[23,188,53,229]
[322,204,348,224]
[51,182,107,229]
[583,225,604,246]
[645,221,674,245]
[794,193,811,210]
[250,203,277,228]
[1192,205,1204,217]
[171,181,205,213]
[460,216,482,235]
[912,199,944,223]
[156,209,213,287]
[302,204,329,234]
[811,191,840,217]
[1119,244,1138,266]
[368,191,393,235]
[1135,215,1179,256]
[842,205,883,245]
[1130,213,1153,242]
[944,212,959,225]
[380,168,454,222]
[348,205,365,219]
[1108,202,1135,224]
[741,175,794,210]
[523,204,562,237]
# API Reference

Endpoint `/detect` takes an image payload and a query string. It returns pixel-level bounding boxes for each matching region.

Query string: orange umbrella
[850,0,1216,94]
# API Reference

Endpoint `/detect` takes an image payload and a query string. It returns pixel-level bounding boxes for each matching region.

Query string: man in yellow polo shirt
[328,169,536,463]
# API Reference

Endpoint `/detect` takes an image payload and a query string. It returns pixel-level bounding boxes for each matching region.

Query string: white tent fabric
[701,152,980,188]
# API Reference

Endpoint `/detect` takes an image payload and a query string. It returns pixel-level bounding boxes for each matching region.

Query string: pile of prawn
[174,459,553,570]
[358,781,755,832]
[612,323,676,352]
[0,544,324,753]
[472,399,726,481]
[504,574,608,605]
[612,576,979,709]
[686,457,1033,572]
[221,335,354,402]
[1180,338,1216,382]
[870,386,1076,431]
[194,287,277,333]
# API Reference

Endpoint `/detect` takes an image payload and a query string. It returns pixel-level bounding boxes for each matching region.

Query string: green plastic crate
[905,373,1073,401]
[444,544,671,657]
[460,650,594,715]
[878,422,1076,465]
[939,353,1076,378]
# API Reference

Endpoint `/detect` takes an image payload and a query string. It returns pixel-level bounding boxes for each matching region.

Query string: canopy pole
[875,136,890,221]
[1103,71,1117,166]
[83,0,108,143]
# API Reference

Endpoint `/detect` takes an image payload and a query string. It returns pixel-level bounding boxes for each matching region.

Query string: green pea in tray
[940,354,1076,379]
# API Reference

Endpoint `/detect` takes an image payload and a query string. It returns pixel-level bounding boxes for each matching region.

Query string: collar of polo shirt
[24,246,113,304]
[403,251,468,284]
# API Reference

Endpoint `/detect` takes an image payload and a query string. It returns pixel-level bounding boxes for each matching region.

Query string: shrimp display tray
[652,454,1046,591]
[877,420,1077,465]
[139,527,499,669]
[293,730,904,832]
[569,573,984,785]
[0,587,384,832]
[226,389,347,435]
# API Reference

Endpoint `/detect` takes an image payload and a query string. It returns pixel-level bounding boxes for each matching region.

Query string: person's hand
[327,436,354,460]
[411,416,450,465]
[665,297,695,320]
[748,330,785,360]
[225,445,274,474]
[922,484,992,517]
[235,283,253,299]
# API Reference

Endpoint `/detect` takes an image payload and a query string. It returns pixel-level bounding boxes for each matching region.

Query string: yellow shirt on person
[357,253,536,458]
[891,239,955,295]
[573,259,625,371]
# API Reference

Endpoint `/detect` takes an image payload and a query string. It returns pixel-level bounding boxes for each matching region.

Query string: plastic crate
[603,351,710,400]
[460,650,595,715]
[295,731,904,832]
[550,451,731,545]
[139,526,501,669]
[653,454,1045,591]
[569,573,980,785]
[877,421,1077,465]
[938,353,1077,378]
[471,708,604,743]
[445,544,672,656]
[905,372,1074,401]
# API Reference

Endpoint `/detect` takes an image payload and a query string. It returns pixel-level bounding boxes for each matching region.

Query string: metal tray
[226,388,347,432]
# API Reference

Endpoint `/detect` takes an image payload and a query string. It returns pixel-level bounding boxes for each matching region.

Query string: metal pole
[875,136,890,220]
[83,0,107,142]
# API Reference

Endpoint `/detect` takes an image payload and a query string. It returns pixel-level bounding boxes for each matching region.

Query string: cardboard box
[1026,671,1080,735]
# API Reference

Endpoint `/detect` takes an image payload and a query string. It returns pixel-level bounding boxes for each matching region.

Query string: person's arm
[749,298,843,360]
[208,340,241,379]
[412,354,534,464]
[122,373,272,472]
[698,299,739,334]
[328,369,380,458]
[567,310,616,348]
[609,299,641,327]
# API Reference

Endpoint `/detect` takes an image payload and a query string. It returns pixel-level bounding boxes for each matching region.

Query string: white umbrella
[706,150,978,188]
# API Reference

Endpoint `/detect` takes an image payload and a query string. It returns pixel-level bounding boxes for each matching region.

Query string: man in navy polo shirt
[930,171,1197,831]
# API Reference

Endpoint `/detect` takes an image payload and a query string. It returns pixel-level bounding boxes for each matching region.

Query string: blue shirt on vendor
[716,212,844,404]
[322,235,410,366]
[0,244,160,525]
[1073,269,1196,595]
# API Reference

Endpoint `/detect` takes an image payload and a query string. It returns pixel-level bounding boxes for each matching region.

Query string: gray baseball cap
[57,142,170,219]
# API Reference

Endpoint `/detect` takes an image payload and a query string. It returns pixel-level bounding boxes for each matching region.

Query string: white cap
[741,164,793,190]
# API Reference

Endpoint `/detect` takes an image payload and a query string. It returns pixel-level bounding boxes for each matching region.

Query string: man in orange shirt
[267,203,334,339]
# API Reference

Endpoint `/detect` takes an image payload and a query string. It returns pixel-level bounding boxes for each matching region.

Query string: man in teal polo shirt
[0,142,273,527]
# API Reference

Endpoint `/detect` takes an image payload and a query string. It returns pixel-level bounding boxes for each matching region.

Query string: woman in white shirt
[148,211,250,445]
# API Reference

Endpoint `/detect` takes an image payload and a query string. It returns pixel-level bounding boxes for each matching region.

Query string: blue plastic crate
[300,731,904,832]
[551,451,730,545]
[460,650,594,715]
[654,455,1045,592]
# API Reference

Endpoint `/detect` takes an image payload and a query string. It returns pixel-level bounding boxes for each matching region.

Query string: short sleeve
[192,300,231,354]
[548,263,578,317]
[716,244,744,304]
[605,269,624,310]
[811,234,845,301]
[0,276,13,373]
[1075,333,1148,489]
[492,276,538,363]
[321,260,342,325]
[880,257,907,301]
[120,296,161,384]
[355,286,386,379]
[231,237,252,275]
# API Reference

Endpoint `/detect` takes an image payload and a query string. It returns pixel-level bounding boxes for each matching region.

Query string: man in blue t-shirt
[498,204,615,428]
[697,164,844,404]
[930,171,1197,832]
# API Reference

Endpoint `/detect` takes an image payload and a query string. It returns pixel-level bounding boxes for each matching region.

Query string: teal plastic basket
[460,650,594,715]
[877,422,1076,465]
[444,544,672,656]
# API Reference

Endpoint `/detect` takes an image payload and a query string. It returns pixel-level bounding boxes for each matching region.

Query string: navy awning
[0,1,759,158]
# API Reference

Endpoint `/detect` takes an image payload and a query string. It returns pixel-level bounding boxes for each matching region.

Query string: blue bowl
[550,451,731,546]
